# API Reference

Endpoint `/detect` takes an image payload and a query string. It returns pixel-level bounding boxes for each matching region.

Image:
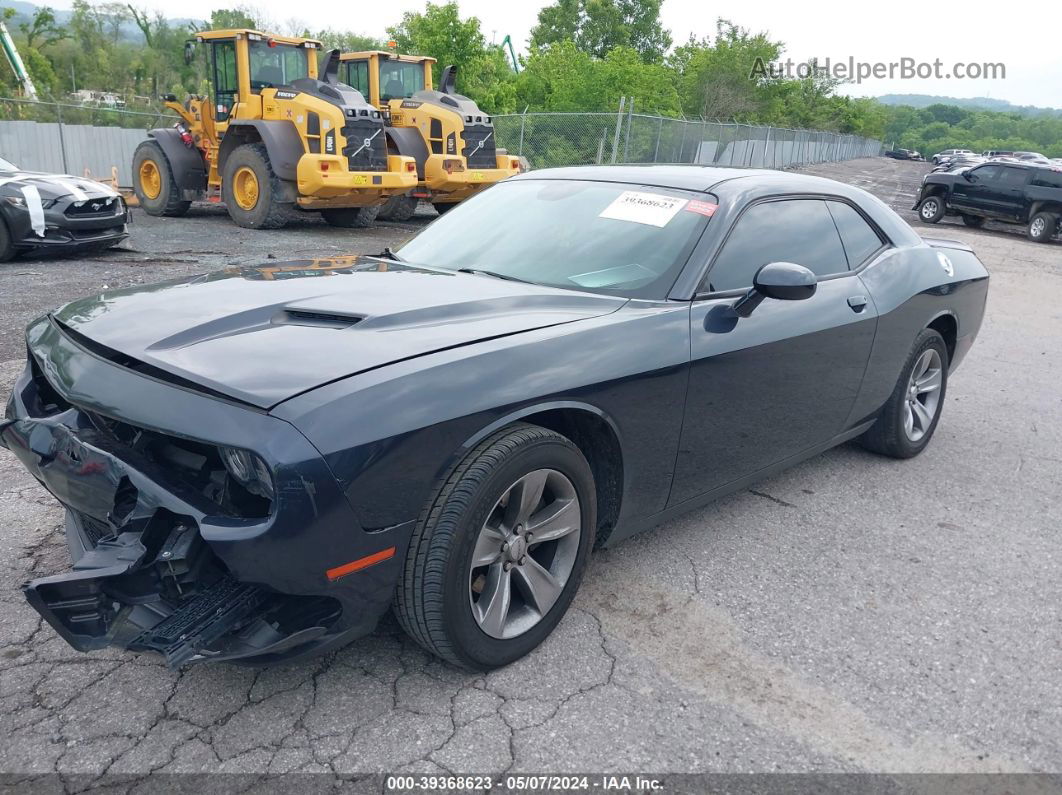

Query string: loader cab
[188,30,322,128]
[338,51,435,109]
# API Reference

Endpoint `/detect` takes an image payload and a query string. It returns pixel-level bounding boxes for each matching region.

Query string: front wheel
[1027,212,1057,243]
[394,424,596,670]
[860,328,949,459]
[321,205,380,228]
[0,215,17,262]
[377,195,418,222]
[222,143,290,229]
[917,195,945,224]
[432,202,457,216]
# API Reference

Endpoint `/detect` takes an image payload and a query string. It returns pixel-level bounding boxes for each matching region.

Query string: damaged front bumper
[2,316,410,667]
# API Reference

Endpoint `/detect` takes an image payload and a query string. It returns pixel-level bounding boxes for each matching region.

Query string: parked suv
[913,161,1062,242]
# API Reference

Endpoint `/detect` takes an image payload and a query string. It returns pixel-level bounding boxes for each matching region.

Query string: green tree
[20,7,68,50]
[531,0,671,63]
[208,7,258,30]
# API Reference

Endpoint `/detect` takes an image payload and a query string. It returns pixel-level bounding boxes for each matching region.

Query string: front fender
[147,128,207,195]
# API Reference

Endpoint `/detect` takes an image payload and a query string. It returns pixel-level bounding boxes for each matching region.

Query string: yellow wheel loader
[132,30,418,230]
[338,51,521,221]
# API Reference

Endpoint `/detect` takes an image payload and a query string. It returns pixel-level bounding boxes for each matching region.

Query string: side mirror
[733,262,817,318]
[184,41,196,65]
[962,170,975,182]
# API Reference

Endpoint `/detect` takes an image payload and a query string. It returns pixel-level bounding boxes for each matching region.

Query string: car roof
[511,164,871,198]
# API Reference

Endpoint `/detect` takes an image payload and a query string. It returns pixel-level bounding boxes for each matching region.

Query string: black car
[0,156,129,261]
[914,160,1062,242]
[2,166,989,671]
[884,148,918,160]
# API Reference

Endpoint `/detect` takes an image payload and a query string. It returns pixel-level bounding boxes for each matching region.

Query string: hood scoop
[281,309,362,329]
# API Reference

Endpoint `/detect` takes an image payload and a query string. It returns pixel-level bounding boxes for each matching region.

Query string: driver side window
[702,199,848,293]
[968,165,1000,183]
[211,40,237,123]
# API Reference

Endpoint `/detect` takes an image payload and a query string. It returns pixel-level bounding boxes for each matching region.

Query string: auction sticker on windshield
[599,190,688,227]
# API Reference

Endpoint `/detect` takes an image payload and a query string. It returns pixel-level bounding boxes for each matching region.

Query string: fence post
[56,101,69,174]
[653,115,662,163]
[610,97,625,164]
[517,106,527,156]
[622,98,634,163]
[764,126,771,169]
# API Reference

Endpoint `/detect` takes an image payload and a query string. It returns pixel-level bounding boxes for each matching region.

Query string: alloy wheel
[921,199,939,220]
[904,348,943,442]
[468,468,581,639]
[1031,217,1046,237]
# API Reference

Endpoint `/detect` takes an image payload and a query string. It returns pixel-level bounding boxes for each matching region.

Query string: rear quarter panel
[848,242,989,425]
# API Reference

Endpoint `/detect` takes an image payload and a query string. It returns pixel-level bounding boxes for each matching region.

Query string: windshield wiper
[373,247,405,262]
[456,267,534,284]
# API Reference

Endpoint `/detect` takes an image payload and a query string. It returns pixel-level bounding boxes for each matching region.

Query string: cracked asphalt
[1,159,1060,780]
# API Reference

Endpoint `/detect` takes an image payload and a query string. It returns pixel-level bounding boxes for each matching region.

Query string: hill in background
[877,94,1062,118]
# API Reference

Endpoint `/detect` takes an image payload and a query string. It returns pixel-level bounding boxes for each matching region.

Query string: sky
[47,0,1062,107]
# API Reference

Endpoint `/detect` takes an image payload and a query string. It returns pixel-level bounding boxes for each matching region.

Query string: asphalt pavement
[0,158,1059,779]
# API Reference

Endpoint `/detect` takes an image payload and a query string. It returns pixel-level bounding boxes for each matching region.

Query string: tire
[961,214,984,228]
[222,143,290,229]
[377,194,418,222]
[320,205,380,228]
[433,202,457,216]
[394,423,596,670]
[860,328,949,459]
[917,195,945,224]
[1027,211,1057,243]
[132,140,191,217]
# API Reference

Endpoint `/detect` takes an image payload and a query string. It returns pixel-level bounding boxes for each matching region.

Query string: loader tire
[321,205,380,228]
[132,140,191,217]
[377,194,418,222]
[222,143,291,229]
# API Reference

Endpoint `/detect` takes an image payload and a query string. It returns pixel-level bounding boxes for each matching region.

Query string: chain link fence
[0,97,882,187]
[0,97,175,184]
[493,110,883,170]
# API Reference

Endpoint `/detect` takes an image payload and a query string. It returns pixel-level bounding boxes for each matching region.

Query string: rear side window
[1031,169,1062,189]
[704,199,847,292]
[998,167,1028,186]
[826,201,885,267]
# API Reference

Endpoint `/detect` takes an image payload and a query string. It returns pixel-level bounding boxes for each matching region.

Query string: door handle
[847,295,868,312]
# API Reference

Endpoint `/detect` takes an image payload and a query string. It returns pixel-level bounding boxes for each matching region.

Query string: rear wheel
[860,328,948,459]
[394,424,596,670]
[222,143,290,229]
[1027,211,1057,243]
[961,214,984,228]
[377,194,418,222]
[320,205,380,228]
[433,201,457,216]
[917,195,945,224]
[132,140,190,217]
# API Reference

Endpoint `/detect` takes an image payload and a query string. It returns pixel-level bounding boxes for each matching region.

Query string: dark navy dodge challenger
[1,166,989,670]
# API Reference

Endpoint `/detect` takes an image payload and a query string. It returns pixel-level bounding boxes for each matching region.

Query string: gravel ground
[0,159,1060,780]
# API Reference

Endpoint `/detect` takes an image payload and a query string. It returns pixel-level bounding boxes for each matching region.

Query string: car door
[994,165,1031,219]
[668,197,880,506]
[951,164,1001,214]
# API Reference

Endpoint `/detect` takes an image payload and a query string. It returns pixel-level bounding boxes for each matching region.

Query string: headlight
[4,195,25,208]
[219,446,275,500]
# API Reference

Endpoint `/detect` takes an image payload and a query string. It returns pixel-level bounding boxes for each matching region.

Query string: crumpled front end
[2,316,411,667]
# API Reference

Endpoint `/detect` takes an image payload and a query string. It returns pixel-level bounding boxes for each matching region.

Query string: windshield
[248,41,309,91]
[379,60,425,100]
[0,156,17,170]
[397,179,713,298]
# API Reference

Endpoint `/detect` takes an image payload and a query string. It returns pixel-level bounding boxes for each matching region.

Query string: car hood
[0,168,119,202]
[50,257,627,409]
